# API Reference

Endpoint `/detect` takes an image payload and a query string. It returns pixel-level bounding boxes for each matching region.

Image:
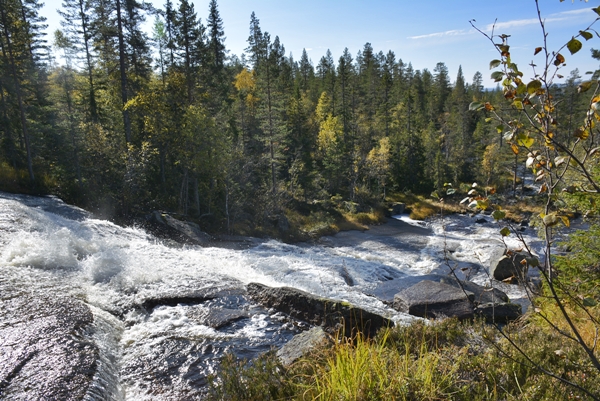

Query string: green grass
[207,316,600,401]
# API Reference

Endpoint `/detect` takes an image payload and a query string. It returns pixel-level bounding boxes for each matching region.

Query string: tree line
[0,0,593,232]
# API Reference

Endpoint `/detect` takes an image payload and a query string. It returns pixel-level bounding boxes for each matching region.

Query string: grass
[283,204,387,242]
[388,192,463,221]
[207,315,600,401]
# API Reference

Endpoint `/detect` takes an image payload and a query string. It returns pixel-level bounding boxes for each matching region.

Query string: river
[0,192,543,400]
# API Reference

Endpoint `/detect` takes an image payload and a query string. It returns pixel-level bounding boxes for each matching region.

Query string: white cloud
[408,29,470,40]
[484,8,594,32]
[555,8,596,16]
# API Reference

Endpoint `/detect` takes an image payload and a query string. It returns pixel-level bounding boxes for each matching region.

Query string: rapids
[0,192,543,399]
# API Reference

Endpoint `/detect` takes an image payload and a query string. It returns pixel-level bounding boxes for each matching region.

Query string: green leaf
[491,71,504,82]
[567,38,582,55]
[526,257,540,267]
[489,59,502,69]
[517,135,534,148]
[512,100,524,110]
[593,7,600,17]
[469,102,484,111]
[580,30,593,41]
[476,200,489,210]
[500,227,511,237]
[492,210,506,221]
[527,80,542,95]
[583,297,597,307]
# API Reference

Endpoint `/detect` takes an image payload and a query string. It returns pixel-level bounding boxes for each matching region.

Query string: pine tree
[58,0,98,121]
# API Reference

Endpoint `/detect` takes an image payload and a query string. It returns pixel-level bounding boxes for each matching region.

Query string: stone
[0,294,99,400]
[148,211,212,246]
[393,280,475,320]
[246,283,393,338]
[277,327,329,366]
[438,277,509,305]
[489,248,529,281]
[475,302,522,323]
[390,202,406,215]
[188,307,248,329]
[368,274,509,307]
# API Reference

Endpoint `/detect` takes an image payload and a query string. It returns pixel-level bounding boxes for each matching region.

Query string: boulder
[393,280,474,320]
[390,202,406,215]
[489,248,528,281]
[475,302,522,323]
[246,283,392,338]
[438,277,509,305]
[277,327,329,366]
[368,274,509,306]
[149,211,212,246]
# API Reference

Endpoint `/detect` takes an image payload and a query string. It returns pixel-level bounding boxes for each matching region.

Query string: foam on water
[0,193,547,399]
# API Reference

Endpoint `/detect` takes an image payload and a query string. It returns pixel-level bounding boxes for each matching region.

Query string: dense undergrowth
[208,315,600,400]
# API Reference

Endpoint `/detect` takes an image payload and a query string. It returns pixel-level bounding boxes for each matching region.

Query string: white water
[0,192,543,399]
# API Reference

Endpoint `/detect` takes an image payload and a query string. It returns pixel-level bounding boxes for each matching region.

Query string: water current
[0,192,544,400]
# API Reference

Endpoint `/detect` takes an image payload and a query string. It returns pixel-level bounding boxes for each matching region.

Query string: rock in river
[247,283,393,338]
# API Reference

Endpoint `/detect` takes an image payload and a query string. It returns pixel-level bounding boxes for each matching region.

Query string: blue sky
[40,0,600,86]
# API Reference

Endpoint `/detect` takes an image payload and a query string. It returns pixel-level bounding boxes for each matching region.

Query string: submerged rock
[246,283,393,338]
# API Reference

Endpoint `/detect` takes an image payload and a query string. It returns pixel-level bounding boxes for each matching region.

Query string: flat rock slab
[0,294,97,400]
[277,327,329,366]
[393,280,475,320]
[247,283,393,338]
[369,274,508,306]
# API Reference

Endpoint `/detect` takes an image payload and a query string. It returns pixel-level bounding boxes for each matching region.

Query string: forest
[3,0,593,236]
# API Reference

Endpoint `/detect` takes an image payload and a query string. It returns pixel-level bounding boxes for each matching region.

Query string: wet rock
[489,248,528,281]
[369,274,508,306]
[188,307,248,329]
[393,280,474,320]
[390,202,405,215]
[138,285,246,311]
[439,277,509,305]
[0,294,98,400]
[277,327,329,366]
[475,302,522,323]
[367,274,447,304]
[148,211,212,246]
[246,283,393,338]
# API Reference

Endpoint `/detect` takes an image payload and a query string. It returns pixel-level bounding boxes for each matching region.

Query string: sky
[39,0,600,87]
